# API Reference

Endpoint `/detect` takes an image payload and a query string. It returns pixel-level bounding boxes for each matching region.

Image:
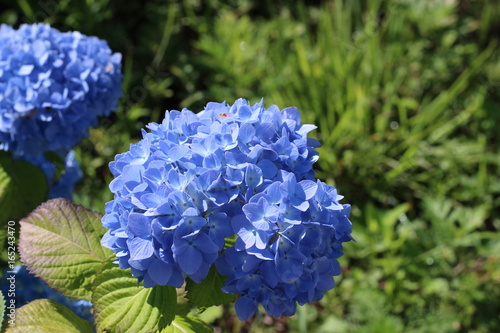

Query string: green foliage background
[1,0,499,332]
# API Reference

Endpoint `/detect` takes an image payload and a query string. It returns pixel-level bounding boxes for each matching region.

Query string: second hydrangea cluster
[0,23,122,198]
[102,99,352,319]
[0,23,122,158]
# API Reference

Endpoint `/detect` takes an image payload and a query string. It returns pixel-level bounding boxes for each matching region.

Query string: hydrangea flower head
[102,99,353,319]
[0,23,122,160]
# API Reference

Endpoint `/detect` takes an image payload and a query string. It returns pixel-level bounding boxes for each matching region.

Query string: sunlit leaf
[19,198,112,300]
[93,261,177,333]
[4,299,93,333]
[161,315,212,333]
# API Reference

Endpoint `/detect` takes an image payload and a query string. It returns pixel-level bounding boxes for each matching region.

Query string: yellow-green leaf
[161,315,212,333]
[93,261,177,333]
[4,299,93,333]
[19,198,113,300]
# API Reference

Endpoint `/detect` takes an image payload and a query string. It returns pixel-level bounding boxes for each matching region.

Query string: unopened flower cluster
[0,23,122,197]
[102,99,352,320]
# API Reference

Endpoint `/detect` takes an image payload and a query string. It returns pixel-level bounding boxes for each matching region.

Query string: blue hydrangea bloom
[0,266,93,322]
[0,23,122,160]
[217,176,352,319]
[102,99,353,320]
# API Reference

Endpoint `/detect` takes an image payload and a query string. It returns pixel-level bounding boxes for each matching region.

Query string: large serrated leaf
[0,151,47,223]
[4,299,93,333]
[93,261,177,333]
[19,198,113,301]
[161,316,212,333]
[186,266,236,307]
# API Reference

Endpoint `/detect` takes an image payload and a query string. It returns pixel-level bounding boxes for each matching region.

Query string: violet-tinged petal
[128,237,154,261]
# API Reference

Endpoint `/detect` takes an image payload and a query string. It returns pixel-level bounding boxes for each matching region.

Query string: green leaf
[0,228,6,266]
[0,151,47,223]
[161,316,212,333]
[93,261,177,333]
[0,290,5,326]
[19,198,112,301]
[185,265,236,307]
[4,299,93,333]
